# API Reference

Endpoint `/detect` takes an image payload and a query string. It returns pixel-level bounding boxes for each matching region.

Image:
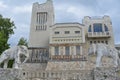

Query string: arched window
[104,24,108,31]
[93,23,102,32]
[88,25,92,32]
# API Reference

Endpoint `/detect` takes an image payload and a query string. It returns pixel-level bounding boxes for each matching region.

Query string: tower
[28,0,54,48]
[83,16,114,47]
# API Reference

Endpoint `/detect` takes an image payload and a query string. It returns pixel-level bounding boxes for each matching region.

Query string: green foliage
[0,14,15,54]
[17,37,28,47]
[7,59,14,68]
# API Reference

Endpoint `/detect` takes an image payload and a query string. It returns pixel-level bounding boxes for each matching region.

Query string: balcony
[87,31,111,38]
[50,55,87,61]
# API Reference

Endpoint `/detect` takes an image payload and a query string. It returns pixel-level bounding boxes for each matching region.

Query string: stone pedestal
[94,67,120,80]
[0,68,24,80]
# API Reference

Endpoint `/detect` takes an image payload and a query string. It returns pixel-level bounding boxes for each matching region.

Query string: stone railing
[88,31,111,38]
[22,70,93,80]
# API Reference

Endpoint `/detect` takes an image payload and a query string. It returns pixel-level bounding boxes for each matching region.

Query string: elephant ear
[118,50,120,58]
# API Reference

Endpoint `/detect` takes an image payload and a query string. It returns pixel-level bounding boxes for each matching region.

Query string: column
[63,46,65,55]
[37,13,38,24]
[69,46,72,55]
[58,46,60,55]
[43,13,45,30]
[73,46,76,55]
[92,24,94,36]
[39,13,41,24]
[80,46,82,55]
[102,23,105,32]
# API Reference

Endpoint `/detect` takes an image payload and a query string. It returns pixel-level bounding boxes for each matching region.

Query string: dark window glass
[88,25,92,32]
[94,41,96,44]
[105,41,108,44]
[55,47,59,55]
[76,46,80,55]
[65,31,70,34]
[65,46,69,55]
[54,31,59,34]
[101,41,104,43]
[104,24,108,31]
[75,31,80,34]
[98,41,100,43]
[93,23,102,32]
[90,41,92,44]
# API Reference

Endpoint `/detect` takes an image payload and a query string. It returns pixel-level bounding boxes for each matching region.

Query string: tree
[0,14,15,54]
[0,14,15,68]
[17,37,28,47]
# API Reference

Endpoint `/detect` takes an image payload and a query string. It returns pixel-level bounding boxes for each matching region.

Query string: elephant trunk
[0,52,8,65]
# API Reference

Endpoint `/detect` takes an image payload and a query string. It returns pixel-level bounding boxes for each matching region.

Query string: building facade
[28,0,114,63]
[20,0,120,80]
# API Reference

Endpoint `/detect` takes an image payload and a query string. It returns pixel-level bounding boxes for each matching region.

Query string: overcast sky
[0,0,120,46]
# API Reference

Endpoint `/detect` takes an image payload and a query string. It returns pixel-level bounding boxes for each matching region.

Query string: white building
[28,0,114,62]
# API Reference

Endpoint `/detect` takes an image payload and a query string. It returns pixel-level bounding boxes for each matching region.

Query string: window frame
[54,31,60,34]
[65,31,70,34]
[75,31,80,34]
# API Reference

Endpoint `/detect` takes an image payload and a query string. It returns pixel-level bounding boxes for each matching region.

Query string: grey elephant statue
[0,45,29,69]
[88,43,120,67]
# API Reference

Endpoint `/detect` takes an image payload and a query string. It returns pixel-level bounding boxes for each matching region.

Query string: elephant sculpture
[88,43,120,67]
[0,45,29,69]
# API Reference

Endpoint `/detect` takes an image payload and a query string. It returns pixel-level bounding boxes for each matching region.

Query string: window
[90,41,92,44]
[65,31,70,34]
[75,31,80,34]
[88,25,92,32]
[101,41,104,43]
[105,41,108,44]
[54,31,59,34]
[104,24,108,31]
[98,41,100,43]
[93,23,102,32]
[94,41,96,44]
[65,46,69,55]
[76,46,80,55]
[55,47,59,55]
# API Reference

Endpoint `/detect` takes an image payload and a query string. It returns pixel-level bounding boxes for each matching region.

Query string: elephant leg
[17,51,21,63]
[96,55,102,67]
[4,60,8,68]
[113,55,118,67]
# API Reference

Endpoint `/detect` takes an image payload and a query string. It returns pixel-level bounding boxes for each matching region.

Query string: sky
[0,0,120,46]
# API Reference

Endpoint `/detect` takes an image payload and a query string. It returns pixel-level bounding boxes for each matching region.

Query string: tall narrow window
[104,24,108,31]
[88,25,92,32]
[55,47,59,55]
[65,46,69,55]
[105,41,108,44]
[36,12,47,30]
[93,23,102,32]
[76,46,80,55]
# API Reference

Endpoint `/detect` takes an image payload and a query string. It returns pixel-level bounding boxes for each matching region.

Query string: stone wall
[22,67,120,80]
[0,67,120,80]
[0,68,23,80]
[21,63,47,71]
